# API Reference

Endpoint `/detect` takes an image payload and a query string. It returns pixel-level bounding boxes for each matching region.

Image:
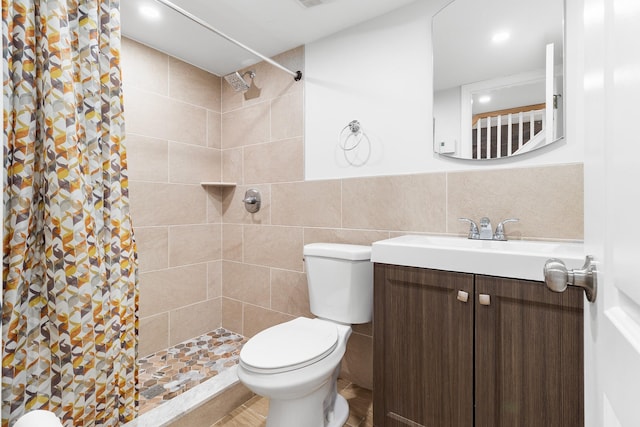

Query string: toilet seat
[240,318,338,374]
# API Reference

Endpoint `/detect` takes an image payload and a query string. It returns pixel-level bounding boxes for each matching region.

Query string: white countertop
[371,235,585,281]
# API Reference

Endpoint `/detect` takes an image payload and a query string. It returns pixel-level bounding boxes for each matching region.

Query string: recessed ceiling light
[492,31,510,43]
[478,95,491,104]
[139,4,161,20]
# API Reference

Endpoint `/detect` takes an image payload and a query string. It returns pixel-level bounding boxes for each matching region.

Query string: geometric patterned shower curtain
[2,0,138,425]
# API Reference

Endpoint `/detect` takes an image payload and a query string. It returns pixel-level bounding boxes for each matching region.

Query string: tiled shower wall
[122,38,224,357]
[123,40,584,389]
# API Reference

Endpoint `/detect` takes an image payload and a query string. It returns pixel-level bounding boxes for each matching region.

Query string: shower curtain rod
[152,0,303,81]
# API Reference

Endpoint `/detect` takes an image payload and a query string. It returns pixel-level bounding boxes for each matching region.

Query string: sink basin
[371,235,585,281]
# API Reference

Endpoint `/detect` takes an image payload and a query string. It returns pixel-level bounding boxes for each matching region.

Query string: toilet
[237,243,373,427]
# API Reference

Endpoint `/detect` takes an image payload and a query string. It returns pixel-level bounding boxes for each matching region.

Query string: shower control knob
[243,196,258,204]
[242,189,261,213]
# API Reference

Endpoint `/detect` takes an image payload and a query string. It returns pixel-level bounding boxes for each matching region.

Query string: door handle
[543,255,597,302]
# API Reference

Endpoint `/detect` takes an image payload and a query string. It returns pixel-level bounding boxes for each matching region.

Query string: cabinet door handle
[457,290,469,303]
[479,294,491,306]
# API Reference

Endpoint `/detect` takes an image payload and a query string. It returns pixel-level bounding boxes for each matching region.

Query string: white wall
[304,0,584,180]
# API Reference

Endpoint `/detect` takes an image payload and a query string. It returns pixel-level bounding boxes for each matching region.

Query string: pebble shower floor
[138,328,246,414]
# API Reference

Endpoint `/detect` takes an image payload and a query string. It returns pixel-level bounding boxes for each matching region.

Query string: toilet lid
[240,318,338,374]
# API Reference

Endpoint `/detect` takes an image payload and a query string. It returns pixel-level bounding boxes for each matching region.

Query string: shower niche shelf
[200,182,237,188]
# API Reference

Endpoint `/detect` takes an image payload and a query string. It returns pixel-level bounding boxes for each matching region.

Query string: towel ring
[338,119,371,167]
[339,120,370,152]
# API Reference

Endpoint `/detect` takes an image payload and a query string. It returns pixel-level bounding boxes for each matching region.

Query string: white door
[582,0,640,425]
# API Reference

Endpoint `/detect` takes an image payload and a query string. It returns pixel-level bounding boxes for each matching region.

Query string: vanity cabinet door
[373,264,474,427]
[474,275,584,427]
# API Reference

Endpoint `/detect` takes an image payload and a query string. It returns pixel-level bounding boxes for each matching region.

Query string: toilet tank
[303,243,373,324]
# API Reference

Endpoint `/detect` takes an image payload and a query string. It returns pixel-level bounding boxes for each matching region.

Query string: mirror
[432,0,564,160]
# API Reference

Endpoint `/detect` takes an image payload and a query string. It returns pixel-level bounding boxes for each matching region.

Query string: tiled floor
[138,328,246,414]
[212,378,373,427]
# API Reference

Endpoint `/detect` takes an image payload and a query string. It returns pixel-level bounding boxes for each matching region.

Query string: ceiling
[121,0,420,77]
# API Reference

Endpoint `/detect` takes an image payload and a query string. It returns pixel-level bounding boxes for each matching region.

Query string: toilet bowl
[237,243,373,427]
[237,317,352,427]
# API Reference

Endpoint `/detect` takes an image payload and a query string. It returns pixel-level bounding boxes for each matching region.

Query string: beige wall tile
[169,298,222,345]
[271,180,341,227]
[168,224,221,267]
[206,187,223,224]
[223,224,243,262]
[134,226,168,273]
[221,102,270,149]
[126,134,168,183]
[245,47,304,103]
[222,297,243,335]
[208,261,223,299]
[222,185,271,225]
[303,228,390,246]
[342,173,447,232]
[168,382,252,427]
[129,182,206,226]
[125,87,207,146]
[271,92,303,141]
[121,38,168,96]
[244,138,304,184]
[168,142,221,184]
[340,333,373,390]
[222,148,244,185]
[208,111,222,149]
[446,164,584,240]
[222,261,270,308]
[168,57,221,111]
[243,225,304,271]
[221,80,244,113]
[139,313,169,357]
[222,47,304,112]
[271,269,312,318]
[243,305,294,338]
[139,264,208,317]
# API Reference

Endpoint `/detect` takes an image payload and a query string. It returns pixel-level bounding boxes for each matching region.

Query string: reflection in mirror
[432,0,564,160]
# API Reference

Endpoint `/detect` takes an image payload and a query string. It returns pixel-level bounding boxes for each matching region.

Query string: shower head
[224,70,256,92]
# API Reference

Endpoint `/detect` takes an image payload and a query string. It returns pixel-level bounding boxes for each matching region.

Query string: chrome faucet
[459,217,519,241]
[493,218,519,241]
[458,218,479,239]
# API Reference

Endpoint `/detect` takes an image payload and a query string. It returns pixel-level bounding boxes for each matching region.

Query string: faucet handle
[458,218,479,239]
[494,218,519,241]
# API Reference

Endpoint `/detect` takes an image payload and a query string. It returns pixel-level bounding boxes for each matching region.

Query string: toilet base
[265,378,349,427]
[327,394,349,427]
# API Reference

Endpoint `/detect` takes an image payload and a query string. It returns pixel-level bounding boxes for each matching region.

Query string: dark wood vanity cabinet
[373,263,584,427]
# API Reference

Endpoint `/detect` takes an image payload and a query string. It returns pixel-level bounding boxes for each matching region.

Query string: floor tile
[138,328,246,414]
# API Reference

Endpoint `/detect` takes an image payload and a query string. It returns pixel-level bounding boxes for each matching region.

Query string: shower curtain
[2,0,138,426]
